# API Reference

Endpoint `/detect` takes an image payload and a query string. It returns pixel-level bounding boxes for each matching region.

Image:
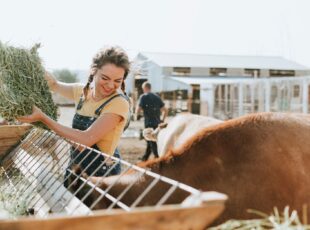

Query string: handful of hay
[0,42,58,128]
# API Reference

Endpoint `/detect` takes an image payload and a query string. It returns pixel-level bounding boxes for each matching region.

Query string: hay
[209,207,310,230]
[0,168,33,218]
[0,41,58,128]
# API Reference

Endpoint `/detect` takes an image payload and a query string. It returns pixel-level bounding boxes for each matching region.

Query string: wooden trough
[0,125,227,230]
[0,124,32,157]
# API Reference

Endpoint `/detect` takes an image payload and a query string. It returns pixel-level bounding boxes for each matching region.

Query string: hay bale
[0,42,58,128]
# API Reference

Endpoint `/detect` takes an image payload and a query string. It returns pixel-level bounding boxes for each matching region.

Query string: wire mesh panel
[0,128,90,217]
[0,127,223,220]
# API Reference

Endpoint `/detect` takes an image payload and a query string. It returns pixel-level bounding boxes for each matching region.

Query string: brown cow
[75,112,310,225]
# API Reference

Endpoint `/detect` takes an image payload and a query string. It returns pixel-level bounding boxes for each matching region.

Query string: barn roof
[137,52,309,71]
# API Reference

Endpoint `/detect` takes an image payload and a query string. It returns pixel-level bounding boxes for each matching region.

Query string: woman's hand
[17,106,46,123]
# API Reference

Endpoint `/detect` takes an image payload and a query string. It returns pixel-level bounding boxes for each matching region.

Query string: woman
[18,46,130,184]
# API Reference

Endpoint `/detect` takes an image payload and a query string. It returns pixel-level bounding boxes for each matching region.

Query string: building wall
[147,62,164,93]
[125,72,135,94]
[260,69,270,77]
[163,78,191,91]
[191,67,209,75]
[200,84,214,116]
[296,70,310,76]
[162,67,172,75]
[227,68,243,76]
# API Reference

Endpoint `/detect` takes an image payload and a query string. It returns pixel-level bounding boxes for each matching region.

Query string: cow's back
[161,112,310,223]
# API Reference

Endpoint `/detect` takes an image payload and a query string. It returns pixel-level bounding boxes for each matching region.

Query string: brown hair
[83,46,130,98]
[142,81,151,90]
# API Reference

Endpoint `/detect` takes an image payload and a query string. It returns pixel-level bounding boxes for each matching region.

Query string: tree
[53,69,78,83]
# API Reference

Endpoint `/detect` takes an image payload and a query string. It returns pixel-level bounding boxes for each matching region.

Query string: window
[244,69,260,77]
[269,69,295,77]
[210,68,227,76]
[172,67,191,75]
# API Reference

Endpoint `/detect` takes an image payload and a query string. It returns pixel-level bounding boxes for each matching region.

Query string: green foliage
[53,69,78,83]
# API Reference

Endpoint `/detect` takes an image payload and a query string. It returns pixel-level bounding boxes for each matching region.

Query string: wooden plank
[0,146,12,152]
[0,202,225,230]
[0,125,32,138]
[0,125,32,156]
[0,146,18,158]
[0,138,24,146]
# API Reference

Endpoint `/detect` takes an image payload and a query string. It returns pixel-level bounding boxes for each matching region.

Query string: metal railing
[0,128,204,218]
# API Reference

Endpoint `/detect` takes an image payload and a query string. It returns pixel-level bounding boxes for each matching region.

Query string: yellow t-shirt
[72,84,129,155]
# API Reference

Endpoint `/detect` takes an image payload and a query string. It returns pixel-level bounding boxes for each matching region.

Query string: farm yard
[2,2,310,225]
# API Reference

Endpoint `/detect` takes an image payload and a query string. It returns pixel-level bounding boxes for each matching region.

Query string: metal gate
[0,126,226,229]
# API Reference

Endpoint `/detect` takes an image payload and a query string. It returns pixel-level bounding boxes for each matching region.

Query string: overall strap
[94,94,129,116]
[76,95,84,110]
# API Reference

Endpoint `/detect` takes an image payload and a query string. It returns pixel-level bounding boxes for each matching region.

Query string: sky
[1,0,310,71]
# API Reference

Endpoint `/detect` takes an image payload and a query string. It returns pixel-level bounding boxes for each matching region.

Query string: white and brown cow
[143,113,222,156]
[72,112,310,225]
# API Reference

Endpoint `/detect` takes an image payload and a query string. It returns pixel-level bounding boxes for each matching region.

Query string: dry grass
[0,41,57,128]
[0,168,33,218]
[210,207,310,230]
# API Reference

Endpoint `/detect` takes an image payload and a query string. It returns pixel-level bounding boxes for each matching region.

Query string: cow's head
[66,164,112,209]
[143,122,168,142]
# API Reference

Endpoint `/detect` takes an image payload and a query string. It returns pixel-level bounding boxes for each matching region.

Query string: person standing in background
[135,81,167,161]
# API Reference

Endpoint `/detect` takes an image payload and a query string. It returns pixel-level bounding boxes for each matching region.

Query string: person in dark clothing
[135,82,167,161]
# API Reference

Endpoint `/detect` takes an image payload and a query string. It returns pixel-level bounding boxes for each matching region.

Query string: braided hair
[83,46,130,99]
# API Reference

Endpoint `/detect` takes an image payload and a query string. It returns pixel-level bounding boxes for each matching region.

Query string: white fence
[206,76,310,120]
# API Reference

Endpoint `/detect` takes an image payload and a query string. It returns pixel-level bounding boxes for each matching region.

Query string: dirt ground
[118,119,152,164]
[118,137,146,164]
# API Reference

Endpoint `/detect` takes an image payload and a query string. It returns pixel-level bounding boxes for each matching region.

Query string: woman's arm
[18,106,122,147]
[45,72,78,100]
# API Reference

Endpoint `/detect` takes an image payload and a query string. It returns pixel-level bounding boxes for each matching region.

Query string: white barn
[127,52,310,119]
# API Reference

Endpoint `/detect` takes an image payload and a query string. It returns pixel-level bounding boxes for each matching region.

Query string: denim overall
[64,93,129,186]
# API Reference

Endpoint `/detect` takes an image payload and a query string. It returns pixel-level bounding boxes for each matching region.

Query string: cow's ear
[159,122,168,129]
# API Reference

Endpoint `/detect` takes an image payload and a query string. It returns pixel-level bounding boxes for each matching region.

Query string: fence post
[238,83,243,116]
[264,80,271,112]
[302,79,309,113]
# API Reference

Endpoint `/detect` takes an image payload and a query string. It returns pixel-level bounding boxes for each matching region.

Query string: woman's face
[94,63,125,97]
